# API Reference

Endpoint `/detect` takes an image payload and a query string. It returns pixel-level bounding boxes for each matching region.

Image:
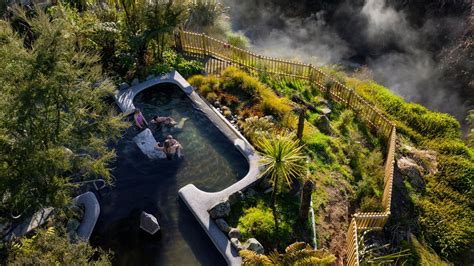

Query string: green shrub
[360,196,383,212]
[354,149,385,211]
[410,235,450,266]
[227,32,249,49]
[240,116,275,144]
[238,203,292,251]
[206,92,218,102]
[174,58,203,78]
[436,155,474,195]
[221,67,262,98]
[259,87,293,119]
[423,138,474,159]
[418,183,474,260]
[189,75,220,97]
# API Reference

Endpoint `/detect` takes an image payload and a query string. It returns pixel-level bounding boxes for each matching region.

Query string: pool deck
[115,71,261,266]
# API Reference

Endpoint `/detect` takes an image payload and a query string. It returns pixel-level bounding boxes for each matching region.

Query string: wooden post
[201,33,207,56]
[297,107,306,141]
[347,88,355,108]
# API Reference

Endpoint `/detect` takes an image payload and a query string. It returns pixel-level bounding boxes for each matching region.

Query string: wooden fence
[176,31,396,265]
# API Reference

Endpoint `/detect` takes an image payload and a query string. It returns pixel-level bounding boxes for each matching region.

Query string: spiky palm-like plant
[240,242,336,266]
[256,131,306,230]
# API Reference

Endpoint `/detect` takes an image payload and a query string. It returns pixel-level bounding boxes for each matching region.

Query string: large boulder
[397,157,425,189]
[215,219,230,233]
[230,237,244,251]
[243,238,264,254]
[208,200,231,219]
[228,227,241,239]
[140,211,160,235]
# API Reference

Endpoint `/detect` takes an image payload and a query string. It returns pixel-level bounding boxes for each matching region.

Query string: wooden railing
[176,31,396,265]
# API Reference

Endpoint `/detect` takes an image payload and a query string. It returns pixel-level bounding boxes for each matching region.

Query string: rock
[243,238,264,254]
[146,74,155,80]
[314,115,332,135]
[245,188,257,198]
[119,82,129,91]
[208,200,231,219]
[320,106,332,115]
[230,237,244,251]
[215,219,230,233]
[66,219,80,232]
[402,145,438,175]
[228,191,245,205]
[263,187,273,194]
[397,157,425,189]
[140,211,160,235]
[228,227,241,239]
[131,78,139,86]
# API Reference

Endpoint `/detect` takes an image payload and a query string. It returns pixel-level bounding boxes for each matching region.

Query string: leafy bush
[423,138,474,159]
[238,203,292,251]
[436,155,474,196]
[221,67,262,98]
[7,227,111,265]
[149,50,203,78]
[418,182,474,260]
[240,116,275,144]
[259,87,294,119]
[227,32,249,49]
[188,74,220,97]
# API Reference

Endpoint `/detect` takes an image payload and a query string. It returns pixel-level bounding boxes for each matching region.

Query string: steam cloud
[222,0,469,120]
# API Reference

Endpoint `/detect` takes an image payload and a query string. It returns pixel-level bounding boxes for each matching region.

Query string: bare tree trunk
[271,175,279,230]
[296,107,306,141]
[299,179,314,223]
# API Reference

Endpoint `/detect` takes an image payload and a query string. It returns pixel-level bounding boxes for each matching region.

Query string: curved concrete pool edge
[115,71,261,266]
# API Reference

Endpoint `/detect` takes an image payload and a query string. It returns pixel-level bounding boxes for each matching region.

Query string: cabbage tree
[256,131,306,230]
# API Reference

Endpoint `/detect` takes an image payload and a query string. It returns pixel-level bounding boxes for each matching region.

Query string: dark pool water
[91,84,248,265]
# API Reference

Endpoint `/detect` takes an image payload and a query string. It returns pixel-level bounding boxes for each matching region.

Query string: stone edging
[73,192,100,241]
[115,71,261,266]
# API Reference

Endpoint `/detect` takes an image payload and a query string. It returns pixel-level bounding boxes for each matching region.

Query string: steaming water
[222,0,470,121]
[91,84,248,265]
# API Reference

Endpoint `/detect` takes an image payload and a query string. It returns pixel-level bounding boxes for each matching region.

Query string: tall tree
[0,8,127,217]
[256,131,306,230]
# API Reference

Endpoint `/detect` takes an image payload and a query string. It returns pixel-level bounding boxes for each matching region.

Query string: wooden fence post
[347,88,355,108]
[201,33,207,56]
[296,107,306,141]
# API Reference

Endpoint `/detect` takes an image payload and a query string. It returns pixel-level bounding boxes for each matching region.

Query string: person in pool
[150,116,177,127]
[155,137,183,159]
[151,115,189,134]
[134,108,147,130]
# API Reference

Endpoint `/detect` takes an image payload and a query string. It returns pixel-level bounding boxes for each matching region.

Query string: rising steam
[222,0,469,120]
